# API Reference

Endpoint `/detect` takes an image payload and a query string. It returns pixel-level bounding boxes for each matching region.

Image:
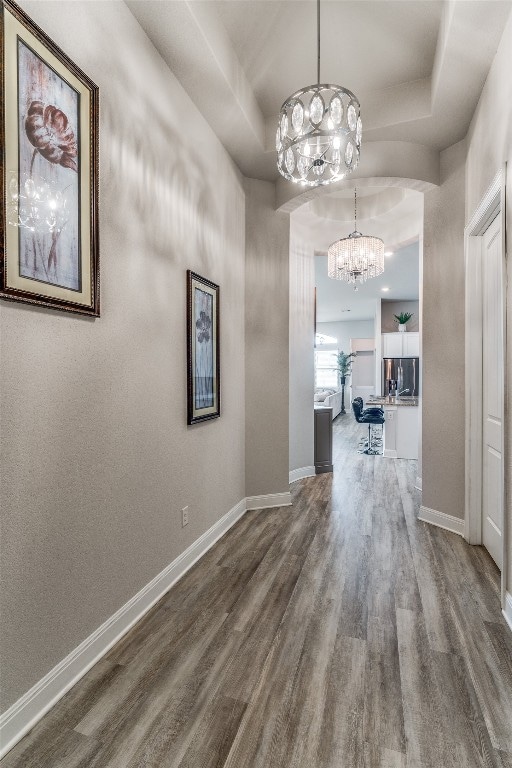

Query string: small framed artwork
[187,270,220,425]
[1,0,100,315]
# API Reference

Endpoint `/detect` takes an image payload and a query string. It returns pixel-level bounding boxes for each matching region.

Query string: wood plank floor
[3,414,512,767]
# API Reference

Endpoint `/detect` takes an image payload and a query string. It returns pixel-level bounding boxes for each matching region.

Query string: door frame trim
[464,165,507,609]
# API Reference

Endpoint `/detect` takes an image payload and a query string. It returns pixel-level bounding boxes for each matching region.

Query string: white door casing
[482,215,503,568]
[465,166,507,610]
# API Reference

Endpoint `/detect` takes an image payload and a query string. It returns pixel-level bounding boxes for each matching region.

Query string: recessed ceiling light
[384,251,393,257]
[381,287,390,292]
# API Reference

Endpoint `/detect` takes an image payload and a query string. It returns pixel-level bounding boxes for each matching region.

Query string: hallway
[3,415,512,768]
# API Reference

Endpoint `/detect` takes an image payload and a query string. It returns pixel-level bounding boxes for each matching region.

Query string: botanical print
[186,271,219,424]
[17,40,80,291]
[194,287,214,409]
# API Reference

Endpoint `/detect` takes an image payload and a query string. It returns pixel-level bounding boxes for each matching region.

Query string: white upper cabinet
[403,333,420,357]
[382,332,419,358]
[382,333,403,358]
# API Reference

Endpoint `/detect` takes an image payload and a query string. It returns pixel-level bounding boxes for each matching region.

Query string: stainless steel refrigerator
[383,357,419,397]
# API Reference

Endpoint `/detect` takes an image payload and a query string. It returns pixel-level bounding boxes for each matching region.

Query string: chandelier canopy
[327,189,385,289]
[276,0,361,186]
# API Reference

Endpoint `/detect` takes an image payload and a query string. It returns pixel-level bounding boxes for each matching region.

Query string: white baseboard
[414,476,422,491]
[503,592,512,633]
[246,491,292,510]
[418,505,465,537]
[0,496,250,758]
[289,466,316,484]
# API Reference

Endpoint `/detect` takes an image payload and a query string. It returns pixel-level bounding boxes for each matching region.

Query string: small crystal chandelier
[276,0,361,186]
[328,189,384,290]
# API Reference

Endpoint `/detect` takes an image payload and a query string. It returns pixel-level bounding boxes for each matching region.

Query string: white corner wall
[0,0,246,711]
[289,213,315,474]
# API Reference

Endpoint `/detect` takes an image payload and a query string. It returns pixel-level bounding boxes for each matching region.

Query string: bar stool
[351,397,385,455]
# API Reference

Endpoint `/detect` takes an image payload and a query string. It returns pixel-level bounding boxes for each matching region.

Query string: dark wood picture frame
[0,0,100,316]
[187,270,220,425]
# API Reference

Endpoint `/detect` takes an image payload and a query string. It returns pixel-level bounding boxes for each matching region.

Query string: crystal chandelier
[276,0,361,186]
[327,189,384,289]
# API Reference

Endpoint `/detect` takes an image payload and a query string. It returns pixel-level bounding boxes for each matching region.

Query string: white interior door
[352,351,375,387]
[351,351,375,405]
[482,214,503,569]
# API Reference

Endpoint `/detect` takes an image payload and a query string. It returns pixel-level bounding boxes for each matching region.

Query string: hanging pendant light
[327,189,384,290]
[276,0,361,186]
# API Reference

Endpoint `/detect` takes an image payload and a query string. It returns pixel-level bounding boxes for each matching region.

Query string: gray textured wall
[244,179,290,497]
[465,10,512,593]
[0,1,246,710]
[422,141,466,520]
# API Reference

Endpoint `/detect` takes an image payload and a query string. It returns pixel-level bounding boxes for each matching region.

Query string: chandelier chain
[276,0,361,185]
[354,187,357,230]
[317,0,320,84]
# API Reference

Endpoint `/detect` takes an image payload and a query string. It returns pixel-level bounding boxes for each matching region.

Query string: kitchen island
[365,396,419,459]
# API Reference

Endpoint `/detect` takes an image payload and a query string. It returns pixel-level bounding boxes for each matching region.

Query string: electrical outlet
[181,506,189,527]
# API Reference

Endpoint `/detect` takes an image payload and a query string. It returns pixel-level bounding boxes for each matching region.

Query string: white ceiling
[211,0,442,115]
[127,0,512,182]
[126,0,510,322]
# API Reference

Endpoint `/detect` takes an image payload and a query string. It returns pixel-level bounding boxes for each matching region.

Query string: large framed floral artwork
[187,270,220,425]
[1,0,99,315]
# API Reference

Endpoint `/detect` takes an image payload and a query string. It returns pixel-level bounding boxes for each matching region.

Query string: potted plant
[336,351,356,414]
[394,311,414,332]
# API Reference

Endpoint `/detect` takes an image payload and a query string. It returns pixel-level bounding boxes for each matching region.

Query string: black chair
[352,397,385,455]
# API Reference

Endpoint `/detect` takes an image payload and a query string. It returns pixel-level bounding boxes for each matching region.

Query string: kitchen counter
[366,396,419,407]
[363,397,420,459]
